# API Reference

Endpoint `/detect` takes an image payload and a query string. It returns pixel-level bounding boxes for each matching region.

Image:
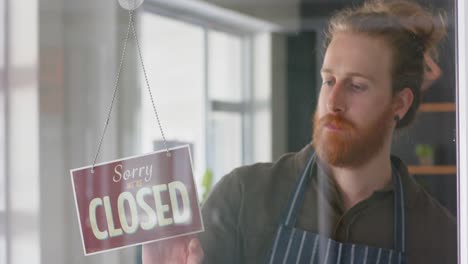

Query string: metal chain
[129,10,171,157]
[91,7,170,173]
[91,11,132,173]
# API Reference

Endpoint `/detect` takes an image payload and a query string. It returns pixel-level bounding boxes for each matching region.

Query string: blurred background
[0,0,456,263]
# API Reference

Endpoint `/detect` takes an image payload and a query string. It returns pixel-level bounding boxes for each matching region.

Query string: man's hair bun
[325,0,448,129]
[360,0,447,60]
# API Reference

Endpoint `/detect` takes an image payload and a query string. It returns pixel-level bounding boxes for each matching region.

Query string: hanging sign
[70,145,204,255]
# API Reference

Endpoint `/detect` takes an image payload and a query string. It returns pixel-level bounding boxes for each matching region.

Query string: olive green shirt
[198,145,457,263]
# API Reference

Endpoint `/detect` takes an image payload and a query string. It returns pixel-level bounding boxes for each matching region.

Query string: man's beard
[312,106,394,168]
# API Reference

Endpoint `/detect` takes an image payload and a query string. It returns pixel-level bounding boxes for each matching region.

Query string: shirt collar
[294,144,420,209]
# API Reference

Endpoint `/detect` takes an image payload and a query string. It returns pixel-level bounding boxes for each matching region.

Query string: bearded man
[143,1,456,263]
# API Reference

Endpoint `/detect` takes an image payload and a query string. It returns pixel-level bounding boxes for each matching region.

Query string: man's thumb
[187,238,204,264]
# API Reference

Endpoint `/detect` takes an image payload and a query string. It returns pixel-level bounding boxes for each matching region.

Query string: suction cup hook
[118,0,144,11]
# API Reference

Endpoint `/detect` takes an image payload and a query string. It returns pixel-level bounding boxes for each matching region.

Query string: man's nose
[326,82,346,113]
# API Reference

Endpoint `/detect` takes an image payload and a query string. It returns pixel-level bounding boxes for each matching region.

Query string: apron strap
[392,163,406,253]
[283,153,316,227]
[280,153,407,253]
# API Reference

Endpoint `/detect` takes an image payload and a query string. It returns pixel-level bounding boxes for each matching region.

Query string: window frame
[141,0,272,179]
[0,0,8,261]
[457,1,467,263]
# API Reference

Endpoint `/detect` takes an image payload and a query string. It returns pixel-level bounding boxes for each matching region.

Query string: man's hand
[142,236,204,264]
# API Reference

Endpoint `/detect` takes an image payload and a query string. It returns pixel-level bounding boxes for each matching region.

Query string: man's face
[313,32,396,168]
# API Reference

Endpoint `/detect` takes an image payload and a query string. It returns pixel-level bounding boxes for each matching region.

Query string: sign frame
[70,144,204,256]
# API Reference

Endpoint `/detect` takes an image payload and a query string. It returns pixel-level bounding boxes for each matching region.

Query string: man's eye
[322,80,334,87]
[351,83,365,91]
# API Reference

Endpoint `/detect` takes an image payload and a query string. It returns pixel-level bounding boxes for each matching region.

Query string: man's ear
[393,88,414,120]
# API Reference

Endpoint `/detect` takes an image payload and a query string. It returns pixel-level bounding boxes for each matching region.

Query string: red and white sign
[70,145,204,255]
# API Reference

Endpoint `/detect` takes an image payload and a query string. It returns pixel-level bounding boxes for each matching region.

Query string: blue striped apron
[266,153,407,264]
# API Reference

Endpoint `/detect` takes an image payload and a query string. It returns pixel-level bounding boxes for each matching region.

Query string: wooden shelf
[419,103,455,112]
[408,165,456,175]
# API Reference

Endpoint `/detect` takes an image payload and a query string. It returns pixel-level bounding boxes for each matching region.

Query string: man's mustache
[318,114,355,130]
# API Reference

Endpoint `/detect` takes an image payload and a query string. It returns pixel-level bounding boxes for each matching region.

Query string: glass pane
[140,13,205,183]
[13,0,460,262]
[208,112,243,183]
[194,1,458,264]
[0,0,5,214]
[253,109,271,162]
[0,232,4,264]
[0,3,4,249]
[208,31,243,102]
